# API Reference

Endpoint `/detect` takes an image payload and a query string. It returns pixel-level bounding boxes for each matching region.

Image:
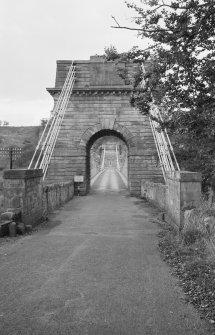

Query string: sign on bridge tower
[40,55,167,195]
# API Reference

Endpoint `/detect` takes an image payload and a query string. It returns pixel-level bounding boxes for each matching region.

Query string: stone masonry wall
[166,171,202,226]
[43,182,74,214]
[2,169,74,227]
[141,180,167,211]
[3,169,43,226]
[46,58,163,195]
[141,171,202,227]
[0,181,4,214]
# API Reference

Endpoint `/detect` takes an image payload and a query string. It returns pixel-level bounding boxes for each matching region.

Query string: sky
[0,0,146,126]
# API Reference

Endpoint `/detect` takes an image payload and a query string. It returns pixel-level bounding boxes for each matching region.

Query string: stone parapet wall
[141,171,202,227]
[3,169,43,226]
[0,181,3,214]
[2,169,74,227]
[141,180,167,211]
[43,182,74,214]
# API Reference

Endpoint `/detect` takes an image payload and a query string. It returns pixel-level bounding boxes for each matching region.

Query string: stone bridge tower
[46,56,163,195]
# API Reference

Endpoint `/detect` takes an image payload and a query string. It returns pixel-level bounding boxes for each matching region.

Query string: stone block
[141,171,202,227]
[6,208,22,222]
[166,171,202,227]
[9,222,16,237]
[0,221,10,237]
[25,225,33,233]
[1,211,16,222]
[3,169,43,226]
[3,169,43,180]
[166,170,202,182]
[17,222,25,235]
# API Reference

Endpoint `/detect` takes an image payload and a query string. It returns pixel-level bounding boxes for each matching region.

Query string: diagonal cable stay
[141,64,180,182]
[28,62,75,180]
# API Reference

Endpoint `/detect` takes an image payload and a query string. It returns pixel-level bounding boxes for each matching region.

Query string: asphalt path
[0,188,211,334]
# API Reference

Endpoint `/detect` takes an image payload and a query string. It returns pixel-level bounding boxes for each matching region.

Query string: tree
[40,118,48,127]
[104,45,119,61]
[111,0,215,191]
[0,120,9,126]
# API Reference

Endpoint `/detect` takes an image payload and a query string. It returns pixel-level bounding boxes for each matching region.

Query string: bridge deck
[91,168,127,192]
[0,188,209,334]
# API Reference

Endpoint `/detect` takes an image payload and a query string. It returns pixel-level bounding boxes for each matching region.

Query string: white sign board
[74,175,84,183]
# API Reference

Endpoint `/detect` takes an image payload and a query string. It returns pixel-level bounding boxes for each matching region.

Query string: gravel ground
[0,193,213,334]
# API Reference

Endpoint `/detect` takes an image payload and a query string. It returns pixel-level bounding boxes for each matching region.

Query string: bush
[14,144,36,169]
[182,198,215,255]
[182,229,203,246]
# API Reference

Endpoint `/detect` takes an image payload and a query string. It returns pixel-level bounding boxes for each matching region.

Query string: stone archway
[46,57,164,195]
[79,122,135,193]
[85,129,129,192]
[79,121,136,150]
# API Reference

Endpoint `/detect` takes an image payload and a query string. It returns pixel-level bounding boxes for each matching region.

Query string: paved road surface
[91,168,127,192]
[0,188,211,334]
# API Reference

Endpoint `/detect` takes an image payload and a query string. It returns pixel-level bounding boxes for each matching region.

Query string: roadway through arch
[85,129,128,193]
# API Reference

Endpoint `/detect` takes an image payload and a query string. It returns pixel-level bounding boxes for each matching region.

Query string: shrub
[182,198,215,255]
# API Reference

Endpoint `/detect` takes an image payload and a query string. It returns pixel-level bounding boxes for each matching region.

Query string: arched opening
[86,129,128,193]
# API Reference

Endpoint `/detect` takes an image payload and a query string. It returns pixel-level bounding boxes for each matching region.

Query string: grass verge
[158,215,215,329]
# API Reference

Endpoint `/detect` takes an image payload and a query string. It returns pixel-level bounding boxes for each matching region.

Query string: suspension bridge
[28,55,179,194]
[0,56,204,335]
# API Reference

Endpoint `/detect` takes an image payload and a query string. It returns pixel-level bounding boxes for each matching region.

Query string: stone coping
[56,60,135,64]
[166,171,202,182]
[3,169,43,180]
[44,181,73,191]
[142,180,167,187]
[47,86,136,93]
